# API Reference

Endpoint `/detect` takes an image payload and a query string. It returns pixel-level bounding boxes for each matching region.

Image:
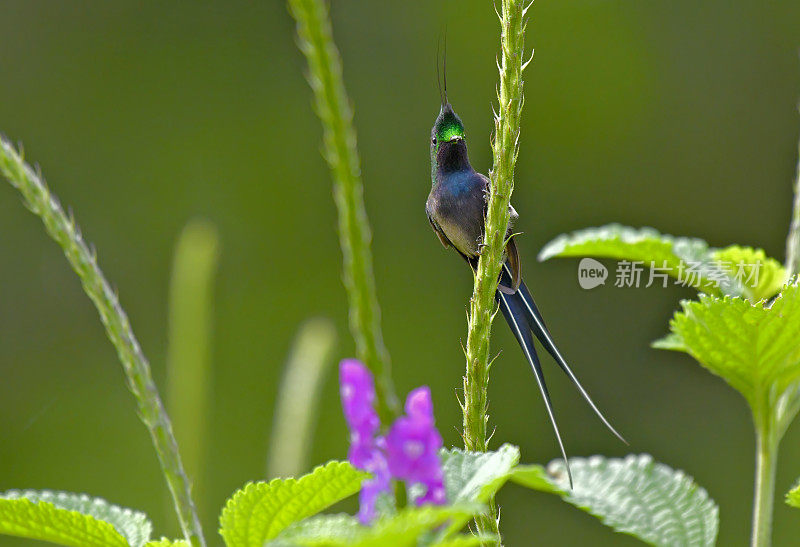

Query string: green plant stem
[0,138,205,547]
[267,317,336,478]
[752,423,778,547]
[288,0,399,422]
[462,0,530,542]
[785,136,800,278]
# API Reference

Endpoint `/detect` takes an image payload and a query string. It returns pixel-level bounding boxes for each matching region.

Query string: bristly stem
[785,129,800,278]
[0,138,206,547]
[288,0,400,422]
[462,0,530,542]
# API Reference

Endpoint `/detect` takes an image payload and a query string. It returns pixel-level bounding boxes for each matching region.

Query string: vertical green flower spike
[288,0,399,422]
[461,0,531,543]
[463,0,530,453]
[0,138,205,547]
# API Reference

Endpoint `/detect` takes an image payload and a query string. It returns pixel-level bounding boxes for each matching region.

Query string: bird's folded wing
[498,236,521,294]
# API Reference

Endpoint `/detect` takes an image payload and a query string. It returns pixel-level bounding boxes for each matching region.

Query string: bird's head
[431,103,469,174]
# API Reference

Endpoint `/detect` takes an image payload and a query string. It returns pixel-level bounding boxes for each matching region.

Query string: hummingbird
[425,65,625,486]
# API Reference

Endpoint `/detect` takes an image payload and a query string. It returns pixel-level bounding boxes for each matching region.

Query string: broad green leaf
[515,455,718,547]
[650,332,683,351]
[219,460,367,547]
[438,444,520,505]
[711,246,786,302]
[786,479,800,509]
[145,540,190,546]
[538,223,716,288]
[0,490,152,547]
[272,513,360,545]
[509,464,562,494]
[431,444,519,538]
[274,504,482,547]
[430,535,497,546]
[539,224,785,300]
[539,224,709,267]
[351,504,480,547]
[653,285,800,414]
[272,446,517,546]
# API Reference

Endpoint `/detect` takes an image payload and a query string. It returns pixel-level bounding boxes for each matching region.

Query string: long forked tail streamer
[496,288,573,488]
[503,263,627,445]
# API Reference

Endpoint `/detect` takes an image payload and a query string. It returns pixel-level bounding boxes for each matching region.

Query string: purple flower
[355,448,390,525]
[339,361,448,524]
[385,387,446,506]
[339,359,381,468]
[339,360,391,524]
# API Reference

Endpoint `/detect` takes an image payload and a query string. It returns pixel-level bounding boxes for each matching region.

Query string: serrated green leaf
[509,464,563,494]
[515,455,718,547]
[272,513,361,546]
[539,224,785,301]
[657,285,800,414]
[438,444,520,505]
[272,446,517,547]
[538,223,718,287]
[650,332,684,351]
[430,533,497,546]
[711,246,786,302]
[0,490,153,547]
[785,477,800,511]
[219,460,367,547]
[539,224,709,265]
[357,504,483,547]
[786,478,800,509]
[145,539,190,547]
[427,444,519,540]
[273,504,482,547]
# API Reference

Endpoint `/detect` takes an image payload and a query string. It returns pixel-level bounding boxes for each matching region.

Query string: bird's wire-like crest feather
[435,29,449,108]
[436,37,444,107]
[443,27,448,105]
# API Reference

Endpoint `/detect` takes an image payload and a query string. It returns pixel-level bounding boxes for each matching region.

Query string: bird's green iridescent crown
[434,104,465,142]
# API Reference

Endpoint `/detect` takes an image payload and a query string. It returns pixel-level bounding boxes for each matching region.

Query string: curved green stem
[0,138,205,547]
[288,0,399,422]
[462,0,531,542]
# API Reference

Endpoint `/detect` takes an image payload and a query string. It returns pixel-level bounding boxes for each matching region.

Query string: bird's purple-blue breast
[443,170,475,197]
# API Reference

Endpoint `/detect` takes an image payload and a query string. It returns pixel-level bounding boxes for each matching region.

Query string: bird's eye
[431,137,437,145]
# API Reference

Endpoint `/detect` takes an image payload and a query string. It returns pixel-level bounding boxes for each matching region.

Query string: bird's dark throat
[436,141,471,174]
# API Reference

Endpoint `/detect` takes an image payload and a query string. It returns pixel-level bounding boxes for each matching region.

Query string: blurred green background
[1,1,800,545]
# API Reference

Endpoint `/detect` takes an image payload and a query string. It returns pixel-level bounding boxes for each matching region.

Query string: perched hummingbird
[425,76,625,486]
